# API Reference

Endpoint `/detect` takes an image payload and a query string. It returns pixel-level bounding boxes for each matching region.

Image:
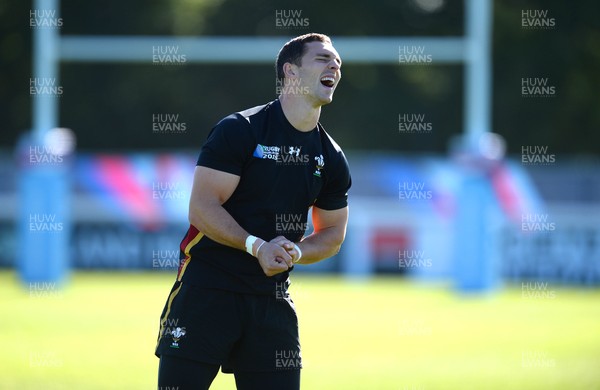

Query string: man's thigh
[155,283,242,365]
[224,293,302,373]
[234,369,301,390]
[158,354,220,390]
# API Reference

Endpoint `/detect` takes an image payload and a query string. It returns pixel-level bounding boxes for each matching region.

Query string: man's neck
[279,94,321,132]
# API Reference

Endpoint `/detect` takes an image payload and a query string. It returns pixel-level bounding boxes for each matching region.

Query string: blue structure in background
[452,0,495,292]
[450,123,507,292]
[19,0,70,285]
[451,147,502,292]
[18,135,70,284]
[454,171,496,291]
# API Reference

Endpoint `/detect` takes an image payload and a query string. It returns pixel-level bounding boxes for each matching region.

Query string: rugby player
[155,33,351,390]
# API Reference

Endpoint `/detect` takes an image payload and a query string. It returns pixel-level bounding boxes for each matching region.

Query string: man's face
[288,41,342,106]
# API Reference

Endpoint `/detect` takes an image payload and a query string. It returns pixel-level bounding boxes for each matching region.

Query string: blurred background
[1,0,599,389]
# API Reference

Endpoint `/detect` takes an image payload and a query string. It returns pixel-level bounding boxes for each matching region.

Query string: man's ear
[283,62,298,79]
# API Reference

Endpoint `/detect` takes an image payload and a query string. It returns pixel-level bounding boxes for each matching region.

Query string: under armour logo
[289,146,301,157]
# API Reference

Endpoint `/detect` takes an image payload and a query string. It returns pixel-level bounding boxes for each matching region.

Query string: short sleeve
[196,115,254,176]
[314,150,352,210]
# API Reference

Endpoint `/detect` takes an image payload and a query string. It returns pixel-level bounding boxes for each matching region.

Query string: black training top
[176,99,351,294]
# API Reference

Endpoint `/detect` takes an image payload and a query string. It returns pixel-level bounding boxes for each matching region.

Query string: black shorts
[155,281,302,373]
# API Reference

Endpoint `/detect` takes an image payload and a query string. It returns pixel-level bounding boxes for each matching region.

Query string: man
[155,33,351,390]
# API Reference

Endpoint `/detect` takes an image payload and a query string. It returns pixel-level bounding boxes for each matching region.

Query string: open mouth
[320,76,335,88]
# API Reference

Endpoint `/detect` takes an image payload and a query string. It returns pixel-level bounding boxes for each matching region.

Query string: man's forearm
[189,199,249,253]
[295,226,346,264]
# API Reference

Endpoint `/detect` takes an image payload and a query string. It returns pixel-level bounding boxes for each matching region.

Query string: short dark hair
[275,33,332,83]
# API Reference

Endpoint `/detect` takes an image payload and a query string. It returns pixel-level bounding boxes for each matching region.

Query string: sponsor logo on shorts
[169,326,186,348]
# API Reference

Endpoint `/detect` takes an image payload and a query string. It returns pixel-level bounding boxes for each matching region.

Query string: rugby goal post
[27,0,494,292]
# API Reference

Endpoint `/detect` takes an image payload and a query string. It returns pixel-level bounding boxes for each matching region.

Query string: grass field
[1,271,599,390]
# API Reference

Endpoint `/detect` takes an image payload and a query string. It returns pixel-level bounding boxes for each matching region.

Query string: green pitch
[1,271,599,389]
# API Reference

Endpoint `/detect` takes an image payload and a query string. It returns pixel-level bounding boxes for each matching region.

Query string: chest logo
[253,144,280,160]
[279,146,309,165]
[288,146,301,157]
[254,144,311,165]
[314,155,325,177]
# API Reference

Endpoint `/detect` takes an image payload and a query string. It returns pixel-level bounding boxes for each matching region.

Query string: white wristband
[245,235,258,256]
[256,241,266,257]
[293,243,302,263]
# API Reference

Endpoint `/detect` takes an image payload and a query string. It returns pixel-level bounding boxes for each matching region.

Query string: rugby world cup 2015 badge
[169,327,186,348]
